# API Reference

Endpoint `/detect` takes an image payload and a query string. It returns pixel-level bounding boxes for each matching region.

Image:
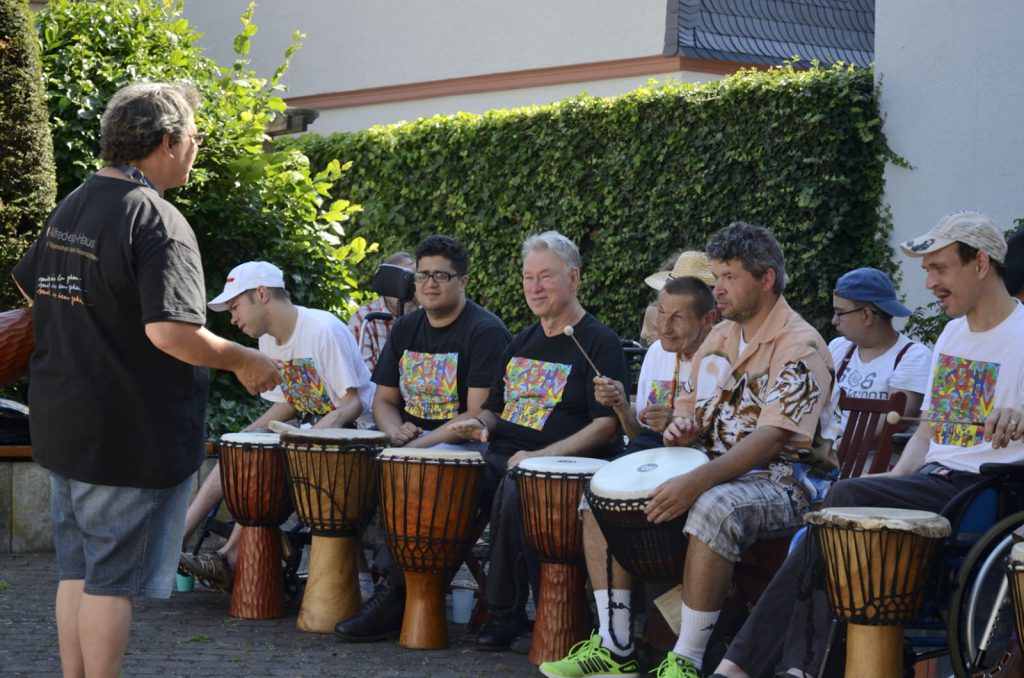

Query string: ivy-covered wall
[288,63,899,339]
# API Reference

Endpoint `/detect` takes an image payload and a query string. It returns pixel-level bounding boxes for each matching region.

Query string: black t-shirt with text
[372,300,511,429]
[13,175,209,489]
[484,313,628,461]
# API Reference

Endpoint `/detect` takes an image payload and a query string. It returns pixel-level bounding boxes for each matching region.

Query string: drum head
[220,431,281,445]
[1012,542,1024,566]
[588,447,709,500]
[517,456,608,476]
[280,427,388,446]
[378,447,482,462]
[805,506,951,538]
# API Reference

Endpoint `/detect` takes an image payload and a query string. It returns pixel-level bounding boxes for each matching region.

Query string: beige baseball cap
[900,211,1007,264]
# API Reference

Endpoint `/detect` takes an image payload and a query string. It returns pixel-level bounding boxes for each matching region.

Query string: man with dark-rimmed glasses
[335,233,511,642]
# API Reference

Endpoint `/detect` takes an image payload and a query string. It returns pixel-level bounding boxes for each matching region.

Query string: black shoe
[509,631,532,655]
[476,608,528,651]
[334,584,405,642]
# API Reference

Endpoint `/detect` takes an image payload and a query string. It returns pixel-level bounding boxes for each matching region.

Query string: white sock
[594,588,633,656]
[359,572,374,602]
[672,602,720,670]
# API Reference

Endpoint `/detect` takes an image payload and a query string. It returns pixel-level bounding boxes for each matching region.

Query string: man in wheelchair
[711,211,1024,678]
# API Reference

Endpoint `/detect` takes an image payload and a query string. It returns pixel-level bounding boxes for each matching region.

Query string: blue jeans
[50,472,193,598]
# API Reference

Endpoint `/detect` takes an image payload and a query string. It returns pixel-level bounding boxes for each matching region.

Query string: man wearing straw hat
[595,252,718,452]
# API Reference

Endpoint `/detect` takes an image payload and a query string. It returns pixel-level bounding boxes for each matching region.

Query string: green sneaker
[650,652,700,678]
[538,631,640,678]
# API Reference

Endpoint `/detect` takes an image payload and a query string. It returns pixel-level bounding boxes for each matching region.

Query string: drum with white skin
[585,447,710,582]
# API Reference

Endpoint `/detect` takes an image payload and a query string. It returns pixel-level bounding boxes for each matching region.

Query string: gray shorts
[50,472,193,598]
[683,475,808,562]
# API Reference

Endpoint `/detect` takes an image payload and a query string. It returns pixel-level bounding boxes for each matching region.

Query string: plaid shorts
[684,474,809,562]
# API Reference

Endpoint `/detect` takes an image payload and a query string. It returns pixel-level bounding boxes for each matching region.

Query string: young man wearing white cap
[711,211,1024,678]
[179,261,375,591]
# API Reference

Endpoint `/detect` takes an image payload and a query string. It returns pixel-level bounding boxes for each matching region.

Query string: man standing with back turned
[13,83,280,677]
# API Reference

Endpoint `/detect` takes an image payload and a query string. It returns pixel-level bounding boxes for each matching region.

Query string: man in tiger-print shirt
[541,221,833,678]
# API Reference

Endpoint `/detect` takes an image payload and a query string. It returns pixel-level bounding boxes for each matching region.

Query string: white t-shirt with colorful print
[635,340,692,417]
[923,302,1024,472]
[260,307,375,429]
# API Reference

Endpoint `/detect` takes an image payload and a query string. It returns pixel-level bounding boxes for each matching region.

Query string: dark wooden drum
[585,447,709,582]
[218,431,291,620]
[0,308,33,388]
[512,456,608,665]
[807,507,950,677]
[379,448,484,650]
[281,428,387,633]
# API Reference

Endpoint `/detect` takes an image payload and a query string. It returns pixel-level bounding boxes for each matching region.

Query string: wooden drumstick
[563,325,602,377]
[885,411,985,427]
[268,419,301,434]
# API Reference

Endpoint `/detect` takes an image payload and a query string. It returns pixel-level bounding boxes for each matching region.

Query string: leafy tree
[0,0,56,310]
[37,0,372,433]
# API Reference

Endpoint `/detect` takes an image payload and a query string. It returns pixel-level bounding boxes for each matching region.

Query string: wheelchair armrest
[363,311,393,323]
[979,462,1024,482]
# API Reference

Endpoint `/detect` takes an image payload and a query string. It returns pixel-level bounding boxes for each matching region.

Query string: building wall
[875,0,1024,315]
[180,0,696,132]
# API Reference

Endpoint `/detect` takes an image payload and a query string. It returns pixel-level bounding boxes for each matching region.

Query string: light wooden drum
[281,428,387,633]
[512,456,608,665]
[1007,541,1024,655]
[218,431,291,620]
[379,447,484,650]
[807,507,950,677]
[585,447,709,582]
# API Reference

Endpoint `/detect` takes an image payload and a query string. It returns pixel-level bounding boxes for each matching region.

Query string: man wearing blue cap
[824,267,931,444]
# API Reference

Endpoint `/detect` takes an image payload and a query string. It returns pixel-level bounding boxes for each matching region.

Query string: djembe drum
[281,428,386,633]
[585,447,710,582]
[379,448,484,649]
[512,456,608,664]
[217,431,291,620]
[1007,541,1024,654]
[807,507,950,677]
[0,307,33,387]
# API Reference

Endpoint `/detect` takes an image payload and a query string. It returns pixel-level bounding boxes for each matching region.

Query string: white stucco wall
[311,70,722,132]
[181,0,667,97]
[876,0,1024,314]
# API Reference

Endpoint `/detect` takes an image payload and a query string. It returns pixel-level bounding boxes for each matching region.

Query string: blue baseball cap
[834,268,912,317]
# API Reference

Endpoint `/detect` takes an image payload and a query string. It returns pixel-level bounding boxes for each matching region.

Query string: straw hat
[644,251,715,290]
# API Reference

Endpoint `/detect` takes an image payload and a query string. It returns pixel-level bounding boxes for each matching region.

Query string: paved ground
[0,553,537,678]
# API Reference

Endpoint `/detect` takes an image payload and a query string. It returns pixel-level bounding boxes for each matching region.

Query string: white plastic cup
[450,587,475,624]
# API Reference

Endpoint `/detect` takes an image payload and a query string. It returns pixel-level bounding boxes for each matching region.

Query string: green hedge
[287,63,899,339]
[0,0,56,311]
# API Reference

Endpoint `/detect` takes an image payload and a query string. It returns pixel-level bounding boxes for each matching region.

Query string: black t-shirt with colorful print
[484,312,628,462]
[372,300,511,430]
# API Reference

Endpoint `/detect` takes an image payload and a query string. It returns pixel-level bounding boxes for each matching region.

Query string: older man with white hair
[453,230,630,650]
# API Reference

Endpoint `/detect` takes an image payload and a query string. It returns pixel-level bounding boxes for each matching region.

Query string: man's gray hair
[521,231,581,270]
[706,221,787,295]
[100,82,200,165]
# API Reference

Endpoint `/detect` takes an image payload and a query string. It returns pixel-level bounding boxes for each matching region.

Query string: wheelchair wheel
[947,510,1024,677]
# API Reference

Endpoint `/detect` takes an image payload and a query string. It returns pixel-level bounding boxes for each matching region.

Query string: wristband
[472,416,489,433]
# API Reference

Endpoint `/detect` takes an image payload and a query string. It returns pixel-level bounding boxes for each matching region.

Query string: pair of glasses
[833,306,867,318]
[189,132,207,147]
[413,270,460,284]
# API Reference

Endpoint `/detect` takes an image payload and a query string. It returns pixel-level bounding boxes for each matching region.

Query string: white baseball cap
[208,261,286,311]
